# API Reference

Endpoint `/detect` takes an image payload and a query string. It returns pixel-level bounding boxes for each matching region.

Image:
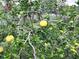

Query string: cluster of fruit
[0,35,14,53]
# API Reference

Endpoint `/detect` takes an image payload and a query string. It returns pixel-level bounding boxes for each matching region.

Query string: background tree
[0,0,79,59]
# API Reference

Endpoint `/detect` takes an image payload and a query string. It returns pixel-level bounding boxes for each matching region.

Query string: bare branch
[18,31,37,59]
[28,31,37,59]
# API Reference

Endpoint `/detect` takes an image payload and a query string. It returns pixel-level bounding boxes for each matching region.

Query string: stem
[18,31,37,59]
[28,32,37,59]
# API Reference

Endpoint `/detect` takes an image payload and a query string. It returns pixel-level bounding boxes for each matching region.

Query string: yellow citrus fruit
[5,35,14,43]
[40,20,47,27]
[0,46,4,53]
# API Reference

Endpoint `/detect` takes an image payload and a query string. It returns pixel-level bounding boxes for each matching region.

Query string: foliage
[0,0,79,59]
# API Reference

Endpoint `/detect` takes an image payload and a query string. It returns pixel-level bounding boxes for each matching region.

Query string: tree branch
[28,31,37,59]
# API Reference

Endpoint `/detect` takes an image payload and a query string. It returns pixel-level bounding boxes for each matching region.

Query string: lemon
[5,35,14,43]
[40,20,47,27]
[0,46,4,53]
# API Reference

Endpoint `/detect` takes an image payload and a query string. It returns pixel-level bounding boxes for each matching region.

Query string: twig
[18,31,30,56]
[18,31,37,59]
[28,32,37,59]
[24,31,31,44]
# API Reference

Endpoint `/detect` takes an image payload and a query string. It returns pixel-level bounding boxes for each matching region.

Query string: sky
[65,0,78,6]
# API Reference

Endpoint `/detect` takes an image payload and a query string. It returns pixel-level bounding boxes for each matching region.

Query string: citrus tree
[0,0,79,59]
